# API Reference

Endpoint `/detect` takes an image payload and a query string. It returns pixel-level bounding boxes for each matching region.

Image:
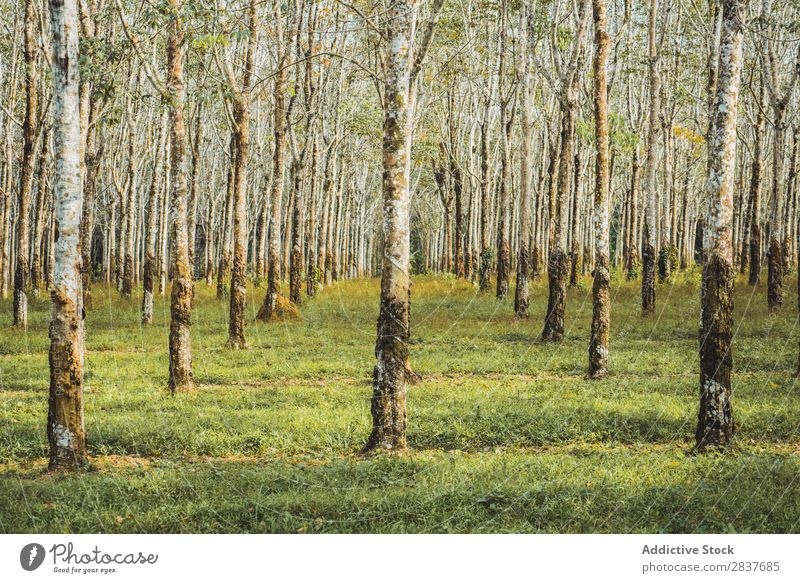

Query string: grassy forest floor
[1,270,799,533]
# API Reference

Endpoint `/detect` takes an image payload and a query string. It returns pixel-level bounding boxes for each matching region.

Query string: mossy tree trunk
[743,77,767,281]
[142,112,168,325]
[13,0,38,328]
[187,108,203,280]
[365,0,415,453]
[641,0,660,316]
[47,0,88,471]
[257,7,288,321]
[166,0,194,393]
[543,0,590,342]
[589,0,610,379]
[514,4,532,319]
[226,0,257,349]
[478,97,492,292]
[761,0,800,311]
[495,0,511,300]
[31,128,49,294]
[696,0,743,451]
[289,159,304,306]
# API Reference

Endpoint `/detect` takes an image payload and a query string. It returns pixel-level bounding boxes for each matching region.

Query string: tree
[542,0,591,342]
[641,0,661,316]
[696,0,744,451]
[165,0,194,392]
[495,0,511,300]
[514,4,532,319]
[364,0,415,453]
[257,3,289,322]
[589,0,611,379]
[47,0,88,471]
[225,0,258,349]
[13,0,39,328]
[117,0,195,390]
[760,0,800,312]
[142,112,168,325]
[365,0,442,452]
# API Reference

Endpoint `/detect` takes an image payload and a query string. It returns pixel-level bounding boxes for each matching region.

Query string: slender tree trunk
[31,128,50,294]
[625,147,641,279]
[167,0,194,393]
[543,0,590,342]
[226,1,257,349]
[14,0,38,328]
[289,159,304,305]
[47,0,88,471]
[142,112,167,325]
[478,97,492,292]
[589,0,611,379]
[495,0,511,299]
[365,0,415,453]
[80,101,102,309]
[257,11,288,321]
[746,78,767,282]
[641,0,660,316]
[514,5,533,318]
[696,0,743,451]
[121,113,136,297]
[217,139,235,300]
[188,108,202,279]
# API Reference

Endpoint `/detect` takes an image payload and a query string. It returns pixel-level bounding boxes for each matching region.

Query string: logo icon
[20,543,46,571]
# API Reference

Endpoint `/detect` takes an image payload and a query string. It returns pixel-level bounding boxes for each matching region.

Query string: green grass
[1,270,799,533]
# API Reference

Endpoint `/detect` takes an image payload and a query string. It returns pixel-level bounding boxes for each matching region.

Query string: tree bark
[745,77,767,283]
[47,0,88,471]
[514,5,533,318]
[542,0,590,342]
[495,0,511,300]
[257,8,289,321]
[166,0,194,393]
[696,0,743,451]
[589,0,611,379]
[641,0,660,316]
[365,0,415,453]
[142,112,168,325]
[227,0,257,349]
[14,0,39,328]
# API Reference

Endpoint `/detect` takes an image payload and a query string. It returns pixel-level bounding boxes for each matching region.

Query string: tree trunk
[227,0,257,349]
[217,139,235,300]
[495,0,511,300]
[188,108,202,280]
[47,0,88,471]
[167,0,194,393]
[80,101,102,310]
[365,0,415,453]
[14,0,38,328]
[641,0,660,316]
[478,97,492,292]
[589,0,611,379]
[257,12,288,321]
[514,5,532,318]
[142,112,167,325]
[31,128,49,294]
[121,112,136,298]
[289,159,304,305]
[543,0,590,342]
[696,0,743,451]
[745,77,767,282]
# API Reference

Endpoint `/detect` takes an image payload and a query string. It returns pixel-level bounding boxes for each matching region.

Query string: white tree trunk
[47,0,88,471]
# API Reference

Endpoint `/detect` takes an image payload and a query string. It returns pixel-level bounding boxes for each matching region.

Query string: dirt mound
[256,294,302,322]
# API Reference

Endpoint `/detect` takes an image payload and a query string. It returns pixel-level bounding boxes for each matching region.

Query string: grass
[0,269,799,533]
